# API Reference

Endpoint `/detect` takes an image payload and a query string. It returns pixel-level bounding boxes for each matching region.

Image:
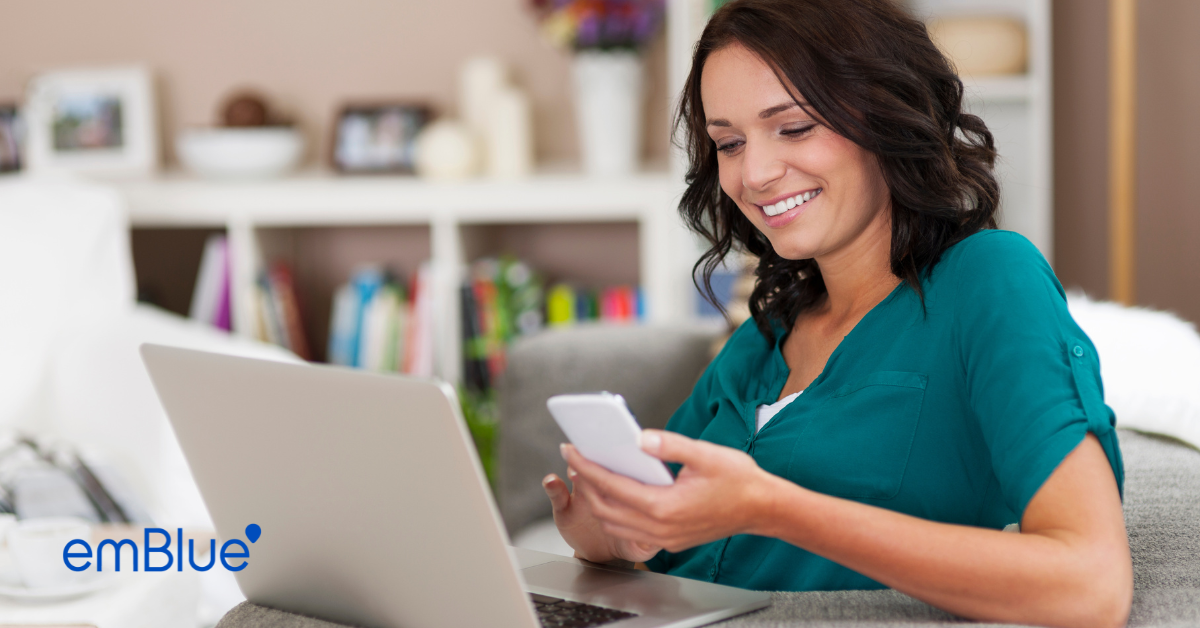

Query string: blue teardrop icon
[245,523,261,543]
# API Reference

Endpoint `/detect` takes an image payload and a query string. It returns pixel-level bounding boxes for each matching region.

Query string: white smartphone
[547,392,675,486]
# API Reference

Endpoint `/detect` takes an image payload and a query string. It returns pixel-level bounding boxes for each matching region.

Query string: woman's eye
[716,140,743,155]
[781,124,817,137]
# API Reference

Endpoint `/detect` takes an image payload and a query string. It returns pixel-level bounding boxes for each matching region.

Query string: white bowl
[176,127,304,179]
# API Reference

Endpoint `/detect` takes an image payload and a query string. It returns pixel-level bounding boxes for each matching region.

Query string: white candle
[487,86,534,179]
[459,56,507,143]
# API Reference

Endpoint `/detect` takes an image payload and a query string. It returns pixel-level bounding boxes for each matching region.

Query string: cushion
[1068,293,1200,449]
[496,324,717,535]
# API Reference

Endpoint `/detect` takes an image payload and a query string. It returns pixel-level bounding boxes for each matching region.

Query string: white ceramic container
[176,127,304,179]
[572,51,644,176]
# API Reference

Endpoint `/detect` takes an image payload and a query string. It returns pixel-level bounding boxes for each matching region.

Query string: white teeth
[761,189,821,217]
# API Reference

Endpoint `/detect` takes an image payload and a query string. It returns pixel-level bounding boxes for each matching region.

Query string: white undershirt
[755,390,802,433]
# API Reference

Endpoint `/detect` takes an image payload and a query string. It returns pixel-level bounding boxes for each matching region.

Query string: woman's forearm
[750,470,1129,628]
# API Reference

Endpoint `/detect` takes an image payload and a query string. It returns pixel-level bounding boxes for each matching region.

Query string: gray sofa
[219,325,1200,627]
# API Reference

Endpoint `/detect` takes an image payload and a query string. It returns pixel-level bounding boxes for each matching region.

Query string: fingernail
[559,443,568,460]
[567,468,577,479]
[542,474,555,487]
[640,430,661,452]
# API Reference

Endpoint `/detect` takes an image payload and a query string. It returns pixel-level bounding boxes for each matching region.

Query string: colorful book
[266,263,311,360]
[327,283,359,366]
[405,262,435,377]
[461,284,490,392]
[189,234,230,330]
[547,284,576,327]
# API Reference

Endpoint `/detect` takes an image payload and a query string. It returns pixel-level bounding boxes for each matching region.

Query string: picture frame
[331,102,431,174]
[0,104,20,173]
[23,66,159,176]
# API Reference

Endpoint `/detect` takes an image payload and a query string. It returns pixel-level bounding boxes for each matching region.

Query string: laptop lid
[141,344,538,628]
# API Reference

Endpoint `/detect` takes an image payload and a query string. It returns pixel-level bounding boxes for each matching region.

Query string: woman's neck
[811,210,900,325]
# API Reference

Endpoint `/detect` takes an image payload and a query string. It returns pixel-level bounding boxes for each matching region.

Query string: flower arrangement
[530,0,666,52]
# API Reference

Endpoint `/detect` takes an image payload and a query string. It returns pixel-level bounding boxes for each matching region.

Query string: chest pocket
[784,371,927,501]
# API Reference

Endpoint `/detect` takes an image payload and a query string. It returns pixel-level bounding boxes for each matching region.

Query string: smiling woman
[679,0,999,330]
[542,1,1132,628]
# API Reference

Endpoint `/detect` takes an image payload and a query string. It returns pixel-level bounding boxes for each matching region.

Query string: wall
[1053,0,1200,324]
[0,0,670,168]
[1052,0,1109,299]
[1135,0,1200,324]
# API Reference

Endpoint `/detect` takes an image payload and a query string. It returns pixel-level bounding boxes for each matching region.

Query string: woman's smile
[755,187,822,227]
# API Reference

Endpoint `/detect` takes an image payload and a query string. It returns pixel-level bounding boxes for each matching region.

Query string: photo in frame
[0,104,20,173]
[331,103,431,174]
[23,66,159,175]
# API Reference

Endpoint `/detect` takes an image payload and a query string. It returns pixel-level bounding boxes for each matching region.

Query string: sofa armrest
[496,324,719,536]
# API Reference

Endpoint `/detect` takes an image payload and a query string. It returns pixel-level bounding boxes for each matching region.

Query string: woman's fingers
[542,473,570,514]
[579,478,672,535]
[562,444,661,512]
[640,429,711,468]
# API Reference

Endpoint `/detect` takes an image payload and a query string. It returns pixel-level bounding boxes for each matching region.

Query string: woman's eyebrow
[758,102,799,119]
[706,101,807,128]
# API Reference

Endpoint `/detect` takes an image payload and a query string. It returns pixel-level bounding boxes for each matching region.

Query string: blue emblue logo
[62,524,261,573]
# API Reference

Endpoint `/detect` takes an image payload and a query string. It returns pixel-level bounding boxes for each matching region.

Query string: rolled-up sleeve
[951,232,1123,518]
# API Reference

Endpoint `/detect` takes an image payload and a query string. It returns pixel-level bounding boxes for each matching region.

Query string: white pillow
[0,176,135,430]
[1068,292,1200,449]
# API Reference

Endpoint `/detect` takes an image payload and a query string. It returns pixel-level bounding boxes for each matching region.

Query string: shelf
[117,170,678,227]
[119,167,696,383]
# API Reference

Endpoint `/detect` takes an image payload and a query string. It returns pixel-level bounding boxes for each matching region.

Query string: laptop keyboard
[530,593,638,627]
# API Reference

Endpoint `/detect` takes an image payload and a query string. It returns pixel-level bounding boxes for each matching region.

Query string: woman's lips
[757,188,821,228]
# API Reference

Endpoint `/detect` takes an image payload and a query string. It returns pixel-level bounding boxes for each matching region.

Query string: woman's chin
[766,240,820,262]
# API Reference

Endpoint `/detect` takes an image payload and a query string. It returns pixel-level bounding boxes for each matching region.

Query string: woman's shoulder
[673,318,778,411]
[933,229,1058,291]
[932,228,1068,323]
[717,317,777,361]
[941,228,1046,268]
[701,318,780,383]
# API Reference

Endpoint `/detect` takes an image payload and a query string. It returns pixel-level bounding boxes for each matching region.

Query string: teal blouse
[644,229,1124,591]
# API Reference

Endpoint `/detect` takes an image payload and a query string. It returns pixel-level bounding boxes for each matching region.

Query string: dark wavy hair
[679,0,999,342]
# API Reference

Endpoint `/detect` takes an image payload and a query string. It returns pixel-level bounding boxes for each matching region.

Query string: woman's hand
[542,463,662,563]
[562,429,776,553]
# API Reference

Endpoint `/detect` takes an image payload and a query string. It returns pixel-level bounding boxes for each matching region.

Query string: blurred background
[0,0,1197,626]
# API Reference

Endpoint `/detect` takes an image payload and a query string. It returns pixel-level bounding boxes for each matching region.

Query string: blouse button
[709,566,717,578]
[1073,345,1084,357]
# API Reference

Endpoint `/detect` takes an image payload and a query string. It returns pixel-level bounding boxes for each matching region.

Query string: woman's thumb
[543,474,570,512]
[640,429,703,467]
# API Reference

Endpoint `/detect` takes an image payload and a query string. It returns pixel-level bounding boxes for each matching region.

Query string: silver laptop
[141,344,770,628]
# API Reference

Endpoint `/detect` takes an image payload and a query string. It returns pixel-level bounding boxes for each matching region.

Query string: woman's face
[700,43,892,261]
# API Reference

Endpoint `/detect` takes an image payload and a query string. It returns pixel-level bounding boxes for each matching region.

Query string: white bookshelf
[115,6,722,386]
[118,171,689,384]
[112,4,709,386]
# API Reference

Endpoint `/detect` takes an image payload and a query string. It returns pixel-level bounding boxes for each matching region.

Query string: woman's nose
[740,139,787,192]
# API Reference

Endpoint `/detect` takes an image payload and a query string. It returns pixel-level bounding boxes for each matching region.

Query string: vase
[571,51,644,176]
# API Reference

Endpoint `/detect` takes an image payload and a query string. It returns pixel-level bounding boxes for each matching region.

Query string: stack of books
[546,284,642,327]
[253,262,311,361]
[189,234,232,331]
[460,257,644,392]
[243,253,643,385]
[326,263,434,377]
[460,258,543,392]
